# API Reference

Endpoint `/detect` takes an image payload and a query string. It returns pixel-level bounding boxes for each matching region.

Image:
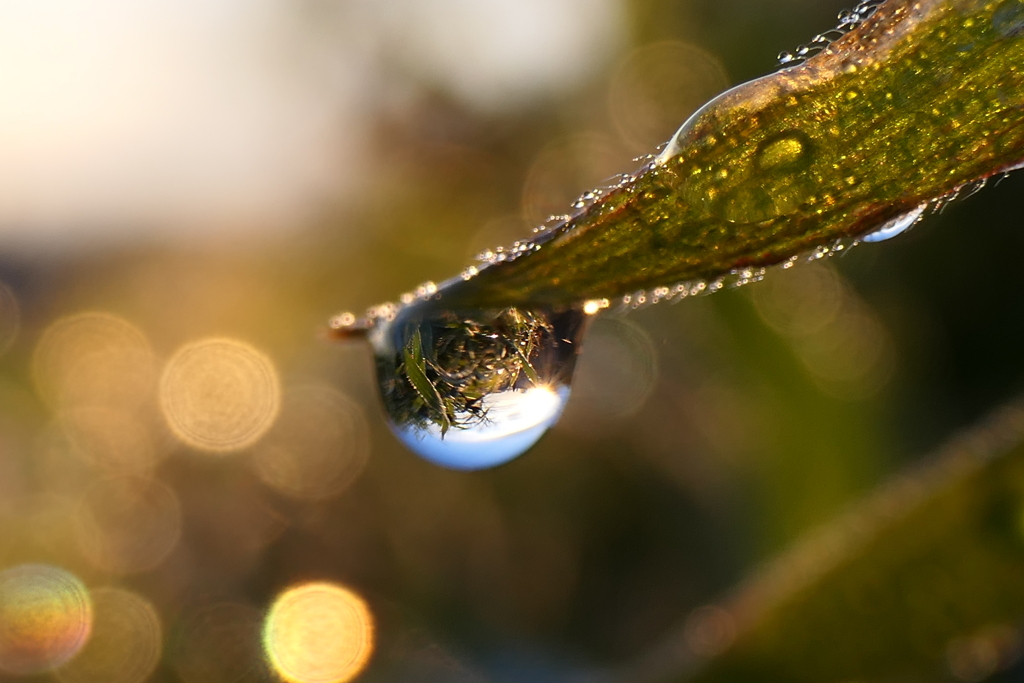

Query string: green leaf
[440,0,1024,310]
[618,398,1024,683]
[402,327,451,435]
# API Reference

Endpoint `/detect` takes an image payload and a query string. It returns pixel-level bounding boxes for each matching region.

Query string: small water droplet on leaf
[756,132,811,170]
[860,204,928,242]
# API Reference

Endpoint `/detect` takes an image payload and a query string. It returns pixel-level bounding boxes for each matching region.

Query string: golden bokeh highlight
[57,587,162,683]
[608,41,729,151]
[253,386,370,500]
[160,337,281,452]
[263,582,374,683]
[75,476,182,575]
[0,564,92,676]
[752,262,843,337]
[32,312,157,411]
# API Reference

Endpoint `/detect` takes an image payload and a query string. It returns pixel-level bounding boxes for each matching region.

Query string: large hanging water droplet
[368,302,588,470]
[860,204,927,242]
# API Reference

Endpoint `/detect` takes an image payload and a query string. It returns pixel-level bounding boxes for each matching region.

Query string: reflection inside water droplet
[369,303,588,470]
[860,203,927,242]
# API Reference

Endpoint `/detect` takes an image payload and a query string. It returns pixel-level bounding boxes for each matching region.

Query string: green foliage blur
[4,0,1024,681]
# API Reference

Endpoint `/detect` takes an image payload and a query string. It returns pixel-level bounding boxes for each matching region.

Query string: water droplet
[838,9,857,24]
[860,204,928,242]
[756,132,811,171]
[332,312,356,328]
[778,51,795,64]
[368,302,588,470]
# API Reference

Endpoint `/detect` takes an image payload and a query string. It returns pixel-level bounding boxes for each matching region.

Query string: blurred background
[3,0,1024,681]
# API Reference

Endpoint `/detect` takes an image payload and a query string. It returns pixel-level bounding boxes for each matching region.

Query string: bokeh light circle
[56,587,162,683]
[160,337,280,452]
[253,386,370,500]
[32,312,156,411]
[0,564,92,675]
[75,476,182,575]
[263,582,374,683]
[608,41,729,151]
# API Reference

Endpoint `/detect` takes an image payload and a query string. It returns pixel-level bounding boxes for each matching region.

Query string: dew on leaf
[860,203,928,242]
[368,299,588,469]
[756,132,811,171]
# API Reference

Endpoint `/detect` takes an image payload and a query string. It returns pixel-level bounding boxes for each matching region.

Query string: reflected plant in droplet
[368,303,589,470]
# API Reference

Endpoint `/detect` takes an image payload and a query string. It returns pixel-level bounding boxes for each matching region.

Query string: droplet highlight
[860,203,927,242]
